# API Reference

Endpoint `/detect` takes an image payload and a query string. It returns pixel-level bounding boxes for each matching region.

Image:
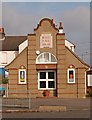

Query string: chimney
[59,22,64,34]
[51,19,55,27]
[0,27,5,40]
[51,19,54,24]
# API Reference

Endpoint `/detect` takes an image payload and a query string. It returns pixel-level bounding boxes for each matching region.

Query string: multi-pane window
[18,69,26,84]
[67,68,75,83]
[38,71,56,90]
[36,52,57,64]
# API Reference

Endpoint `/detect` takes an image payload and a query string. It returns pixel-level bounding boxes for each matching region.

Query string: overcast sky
[1,2,90,65]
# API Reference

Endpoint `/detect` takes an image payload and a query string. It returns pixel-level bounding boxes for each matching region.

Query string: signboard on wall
[88,75,92,86]
[40,34,52,48]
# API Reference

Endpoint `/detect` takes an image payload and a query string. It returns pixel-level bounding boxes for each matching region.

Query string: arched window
[36,52,57,64]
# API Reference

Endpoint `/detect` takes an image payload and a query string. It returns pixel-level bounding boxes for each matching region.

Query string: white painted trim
[67,68,75,83]
[18,69,26,84]
[19,40,28,53]
[65,39,75,52]
[36,52,57,64]
[38,70,56,90]
[36,62,57,64]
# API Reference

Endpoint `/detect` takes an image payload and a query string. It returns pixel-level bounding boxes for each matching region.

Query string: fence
[2,90,90,111]
[2,97,65,109]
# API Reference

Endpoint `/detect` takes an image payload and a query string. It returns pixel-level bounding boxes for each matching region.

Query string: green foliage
[2,77,8,84]
[86,93,92,97]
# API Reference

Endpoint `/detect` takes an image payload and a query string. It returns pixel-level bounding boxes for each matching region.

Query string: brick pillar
[56,34,66,98]
[28,35,38,98]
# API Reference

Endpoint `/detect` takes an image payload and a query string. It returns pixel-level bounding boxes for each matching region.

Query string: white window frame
[67,68,75,83]
[38,70,56,90]
[36,52,57,64]
[18,69,26,84]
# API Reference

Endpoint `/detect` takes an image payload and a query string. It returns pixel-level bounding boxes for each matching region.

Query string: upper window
[36,52,57,64]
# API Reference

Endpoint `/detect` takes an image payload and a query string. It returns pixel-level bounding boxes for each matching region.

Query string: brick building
[6,18,89,98]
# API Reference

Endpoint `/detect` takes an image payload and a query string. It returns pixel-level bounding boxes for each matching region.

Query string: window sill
[38,88,56,90]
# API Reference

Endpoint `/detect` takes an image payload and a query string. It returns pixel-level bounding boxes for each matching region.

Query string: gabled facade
[5,18,89,98]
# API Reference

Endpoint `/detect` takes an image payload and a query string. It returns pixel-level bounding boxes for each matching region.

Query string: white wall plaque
[40,34,52,48]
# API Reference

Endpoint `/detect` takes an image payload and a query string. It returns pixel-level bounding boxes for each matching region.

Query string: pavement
[1,97,91,113]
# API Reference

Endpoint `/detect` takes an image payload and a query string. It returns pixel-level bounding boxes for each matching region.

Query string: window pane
[36,52,57,64]
[44,53,49,62]
[20,71,25,79]
[40,72,46,79]
[20,71,25,82]
[69,70,74,82]
[51,54,56,62]
[48,81,55,88]
[40,81,46,88]
[48,72,54,79]
[38,54,43,62]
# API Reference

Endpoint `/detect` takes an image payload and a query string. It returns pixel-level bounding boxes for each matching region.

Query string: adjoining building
[0,27,27,97]
[5,18,89,98]
[0,27,27,75]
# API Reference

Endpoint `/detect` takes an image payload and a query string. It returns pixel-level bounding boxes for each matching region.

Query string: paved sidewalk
[2,97,90,112]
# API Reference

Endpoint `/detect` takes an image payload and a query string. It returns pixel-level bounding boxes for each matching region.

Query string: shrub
[86,92,92,97]
[2,77,8,84]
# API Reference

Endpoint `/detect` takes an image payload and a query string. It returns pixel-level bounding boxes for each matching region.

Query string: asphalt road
[2,110,90,119]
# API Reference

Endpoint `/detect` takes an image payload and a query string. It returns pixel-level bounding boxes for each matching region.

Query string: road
[2,110,90,119]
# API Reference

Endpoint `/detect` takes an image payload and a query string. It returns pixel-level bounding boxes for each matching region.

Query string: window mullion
[49,53,51,62]
[46,72,48,89]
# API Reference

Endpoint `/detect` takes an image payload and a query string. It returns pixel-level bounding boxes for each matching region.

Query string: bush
[2,77,8,84]
[86,92,92,97]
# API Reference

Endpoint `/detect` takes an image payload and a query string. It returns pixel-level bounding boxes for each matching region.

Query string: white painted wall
[59,29,63,34]
[65,40,75,52]
[0,51,18,67]
[19,40,28,53]
[0,40,28,68]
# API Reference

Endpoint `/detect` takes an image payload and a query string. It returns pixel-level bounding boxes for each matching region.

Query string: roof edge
[34,18,58,31]
[5,47,28,70]
[65,46,89,67]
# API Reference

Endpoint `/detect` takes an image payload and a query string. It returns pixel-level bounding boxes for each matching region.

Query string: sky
[1,2,91,65]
